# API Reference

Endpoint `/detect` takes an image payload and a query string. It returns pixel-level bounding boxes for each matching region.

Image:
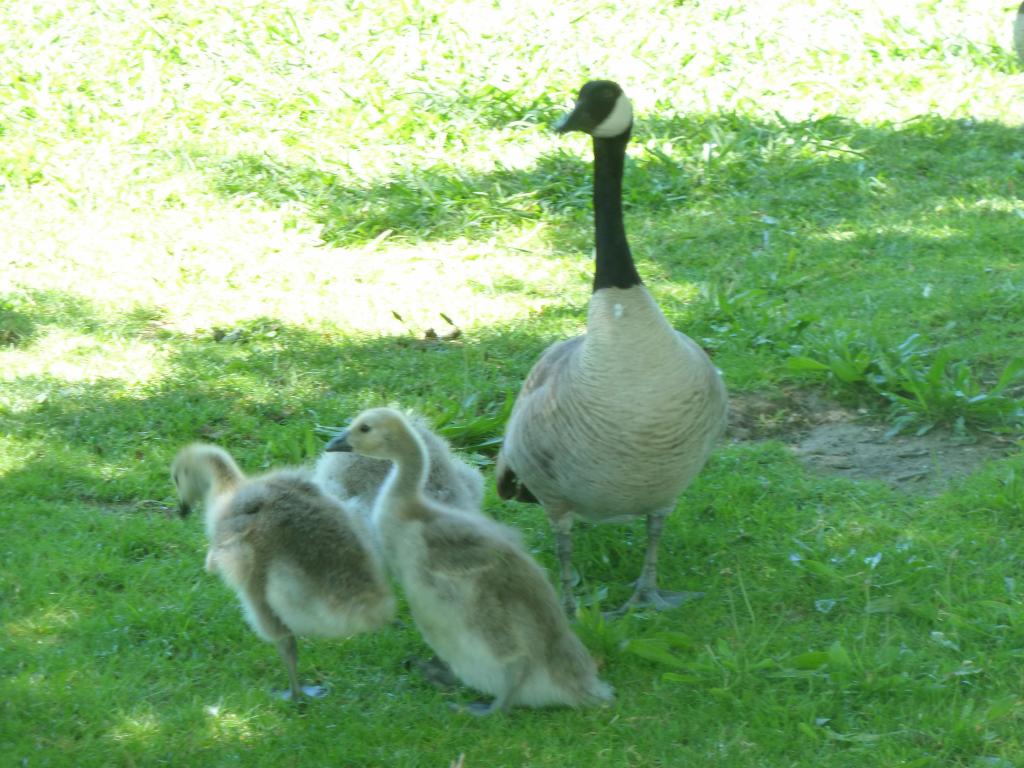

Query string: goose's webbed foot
[606,586,703,617]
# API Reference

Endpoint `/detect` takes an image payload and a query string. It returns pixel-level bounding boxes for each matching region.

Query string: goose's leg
[551,510,577,616]
[610,507,703,616]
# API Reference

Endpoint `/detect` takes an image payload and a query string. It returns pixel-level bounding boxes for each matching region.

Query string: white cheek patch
[591,93,633,137]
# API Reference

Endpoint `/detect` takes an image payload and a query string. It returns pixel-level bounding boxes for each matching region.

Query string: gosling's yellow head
[324,407,413,462]
[170,443,235,517]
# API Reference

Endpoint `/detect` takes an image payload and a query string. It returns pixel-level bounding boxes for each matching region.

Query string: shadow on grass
[201,111,1024,260]
[0,297,584,506]
[3,106,1022,564]
[207,148,591,246]
[0,304,36,348]
[0,288,171,347]
[0,288,679,612]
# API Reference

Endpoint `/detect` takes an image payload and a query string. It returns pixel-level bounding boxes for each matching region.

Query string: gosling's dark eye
[359,424,371,433]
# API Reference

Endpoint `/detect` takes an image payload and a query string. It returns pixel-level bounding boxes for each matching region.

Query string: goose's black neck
[592,132,641,292]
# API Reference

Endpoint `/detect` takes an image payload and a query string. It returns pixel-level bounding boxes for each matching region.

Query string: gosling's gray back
[221,470,387,599]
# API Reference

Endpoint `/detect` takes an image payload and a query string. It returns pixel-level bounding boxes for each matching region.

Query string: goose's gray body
[502,286,725,523]
[1015,2,1024,62]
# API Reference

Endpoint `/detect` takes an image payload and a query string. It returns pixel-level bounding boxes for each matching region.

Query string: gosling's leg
[275,634,303,701]
[273,635,327,701]
[413,655,460,690]
[238,577,325,702]
[609,507,703,617]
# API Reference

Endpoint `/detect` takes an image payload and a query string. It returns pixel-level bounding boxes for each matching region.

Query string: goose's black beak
[178,501,192,518]
[324,430,353,452]
[554,105,583,134]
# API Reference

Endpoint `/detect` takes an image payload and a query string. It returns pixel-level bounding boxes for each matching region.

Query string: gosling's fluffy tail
[581,676,615,706]
[567,645,614,707]
[548,626,615,707]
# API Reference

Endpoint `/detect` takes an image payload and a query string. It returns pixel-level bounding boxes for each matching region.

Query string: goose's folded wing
[495,336,583,501]
[515,335,583,398]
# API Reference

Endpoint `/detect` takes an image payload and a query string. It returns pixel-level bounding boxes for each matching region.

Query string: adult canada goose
[325,408,613,714]
[313,414,483,523]
[495,80,728,616]
[1015,2,1024,62]
[172,443,396,700]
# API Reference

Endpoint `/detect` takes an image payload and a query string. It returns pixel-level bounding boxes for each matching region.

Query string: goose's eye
[359,424,371,433]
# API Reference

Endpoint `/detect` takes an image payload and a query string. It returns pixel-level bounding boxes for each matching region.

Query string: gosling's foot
[606,588,704,618]
[408,655,460,690]
[273,683,328,701]
[448,699,503,717]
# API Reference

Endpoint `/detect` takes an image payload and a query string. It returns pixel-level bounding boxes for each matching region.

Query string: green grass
[2,0,1024,765]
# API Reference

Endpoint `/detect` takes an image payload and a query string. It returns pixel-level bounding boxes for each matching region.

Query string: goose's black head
[555,80,633,139]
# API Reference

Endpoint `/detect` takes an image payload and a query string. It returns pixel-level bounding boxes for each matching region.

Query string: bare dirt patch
[728,389,1017,494]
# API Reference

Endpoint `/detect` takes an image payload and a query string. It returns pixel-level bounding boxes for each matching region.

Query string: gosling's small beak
[324,430,353,452]
[178,501,192,518]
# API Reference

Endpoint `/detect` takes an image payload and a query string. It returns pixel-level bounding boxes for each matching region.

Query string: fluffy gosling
[326,408,613,715]
[172,443,395,700]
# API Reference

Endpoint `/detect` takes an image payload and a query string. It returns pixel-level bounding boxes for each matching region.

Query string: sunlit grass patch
[4,605,81,646]
[0,330,166,389]
[201,702,260,743]
[106,708,162,746]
